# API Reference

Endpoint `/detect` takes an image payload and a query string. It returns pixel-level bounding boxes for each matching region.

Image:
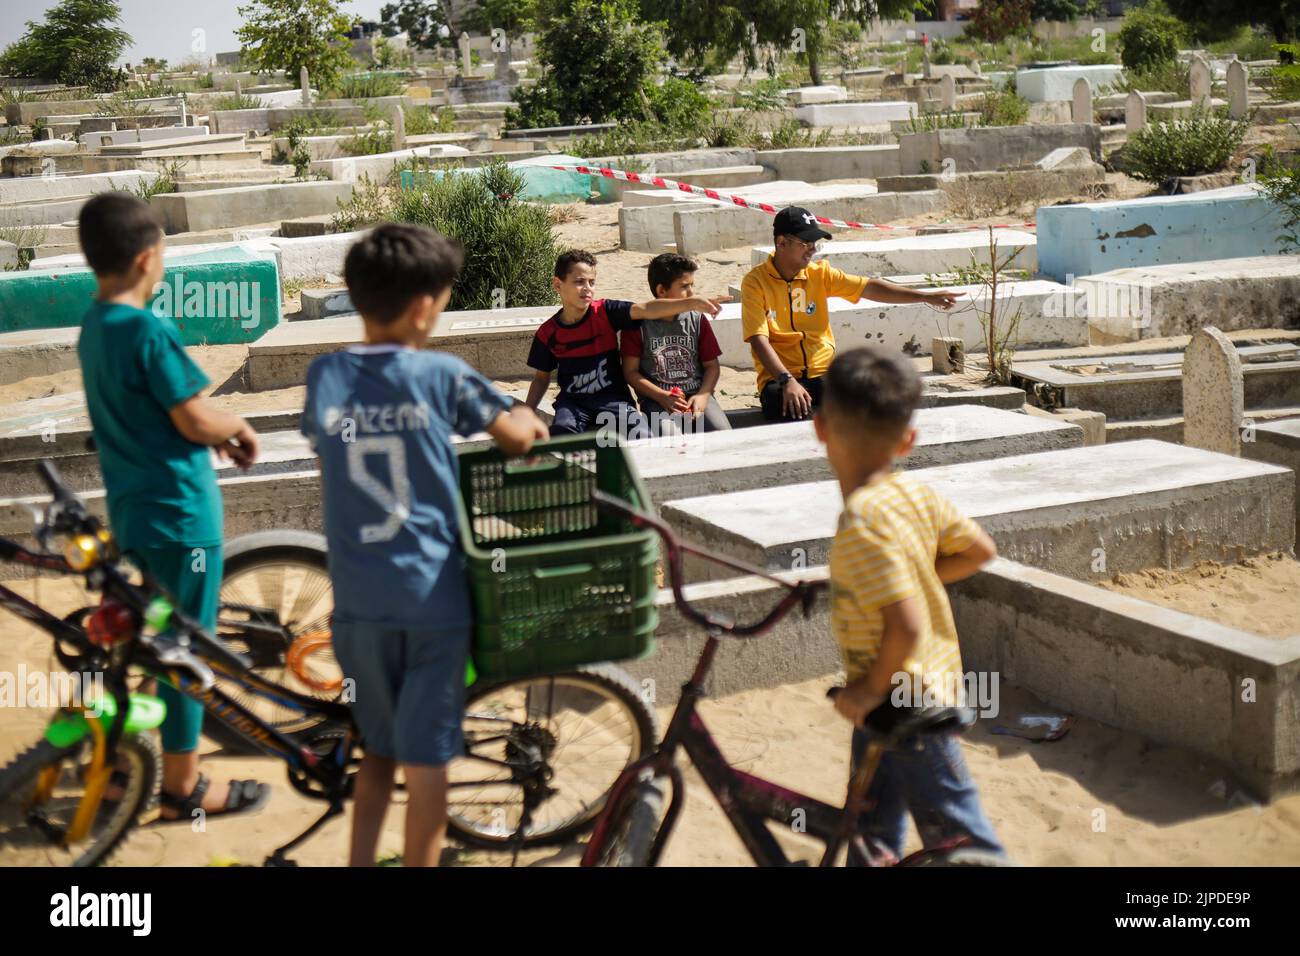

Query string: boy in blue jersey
[301,223,548,866]
[77,192,269,821]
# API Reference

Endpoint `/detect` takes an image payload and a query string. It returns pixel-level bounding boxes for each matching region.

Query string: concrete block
[897,123,1101,175]
[1036,184,1290,282]
[671,190,947,256]
[1013,343,1300,420]
[792,102,917,126]
[1075,254,1300,343]
[753,145,902,181]
[662,440,1296,581]
[149,181,354,234]
[310,144,471,182]
[630,405,1081,503]
[787,85,848,104]
[592,166,776,204]
[0,170,160,207]
[750,229,1037,276]
[711,279,1087,369]
[1023,405,1106,445]
[1037,146,1094,170]
[79,125,212,149]
[0,247,280,344]
[1243,418,1300,546]
[1015,65,1124,102]
[298,286,353,321]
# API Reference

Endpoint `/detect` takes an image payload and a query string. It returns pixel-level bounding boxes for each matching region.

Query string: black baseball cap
[773,205,832,242]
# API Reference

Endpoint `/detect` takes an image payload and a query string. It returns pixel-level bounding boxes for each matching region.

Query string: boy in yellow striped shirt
[813,347,1004,861]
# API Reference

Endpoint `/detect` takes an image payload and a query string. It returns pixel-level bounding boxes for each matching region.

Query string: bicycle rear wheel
[449,664,658,849]
[0,734,160,867]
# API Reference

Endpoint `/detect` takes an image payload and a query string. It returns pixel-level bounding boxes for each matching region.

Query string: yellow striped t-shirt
[828,472,982,704]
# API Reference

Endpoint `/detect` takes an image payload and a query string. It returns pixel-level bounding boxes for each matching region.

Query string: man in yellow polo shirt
[740,206,962,421]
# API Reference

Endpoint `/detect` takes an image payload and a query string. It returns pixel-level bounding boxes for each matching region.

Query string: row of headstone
[1124,57,1252,132]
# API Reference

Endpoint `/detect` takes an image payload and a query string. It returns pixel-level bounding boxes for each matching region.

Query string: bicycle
[580,491,1009,868]
[0,461,655,865]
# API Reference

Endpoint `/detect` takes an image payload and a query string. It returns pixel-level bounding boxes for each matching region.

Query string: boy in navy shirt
[524,250,728,439]
[301,224,548,866]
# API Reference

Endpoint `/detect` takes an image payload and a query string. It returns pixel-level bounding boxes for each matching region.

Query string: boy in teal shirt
[77,192,269,820]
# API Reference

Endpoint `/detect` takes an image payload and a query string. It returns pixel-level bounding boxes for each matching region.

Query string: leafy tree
[640,0,920,86]
[507,0,665,126]
[966,0,1034,43]
[380,0,451,49]
[1163,0,1300,45]
[1117,1,1185,72]
[236,0,357,93]
[0,0,130,89]
[1032,0,1079,21]
[462,0,539,36]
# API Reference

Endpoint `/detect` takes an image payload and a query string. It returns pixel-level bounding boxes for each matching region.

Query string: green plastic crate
[455,434,659,681]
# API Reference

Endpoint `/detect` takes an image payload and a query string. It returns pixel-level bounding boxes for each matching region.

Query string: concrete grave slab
[150,181,354,234]
[1036,184,1290,281]
[1243,417,1300,545]
[661,440,1295,580]
[1014,343,1300,420]
[1015,65,1123,102]
[628,405,1081,502]
[792,102,917,126]
[750,229,1037,276]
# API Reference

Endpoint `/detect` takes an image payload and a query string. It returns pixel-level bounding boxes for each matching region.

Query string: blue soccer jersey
[301,346,512,628]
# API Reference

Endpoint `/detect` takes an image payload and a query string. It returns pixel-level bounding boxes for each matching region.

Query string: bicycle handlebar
[591,490,825,637]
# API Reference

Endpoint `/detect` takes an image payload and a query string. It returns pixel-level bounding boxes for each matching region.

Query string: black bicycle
[0,462,656,866]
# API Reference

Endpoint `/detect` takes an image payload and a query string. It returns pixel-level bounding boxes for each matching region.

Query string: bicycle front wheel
[0,734,160,867]
[449,663,658,849]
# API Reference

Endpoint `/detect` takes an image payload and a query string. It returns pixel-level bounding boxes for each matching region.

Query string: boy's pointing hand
[691,295,732,317]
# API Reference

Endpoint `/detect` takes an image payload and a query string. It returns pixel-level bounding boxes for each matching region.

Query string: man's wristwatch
[777,372,793,388]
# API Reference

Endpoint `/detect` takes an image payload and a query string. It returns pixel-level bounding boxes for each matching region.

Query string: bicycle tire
[591,772,666,867]
[448,663,660,849]
[0,734,161,867]
[213,533,660,850]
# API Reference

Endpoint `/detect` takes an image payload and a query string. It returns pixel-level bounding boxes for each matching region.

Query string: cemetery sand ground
[1099,552,1300,638]
[2,572,1300,867]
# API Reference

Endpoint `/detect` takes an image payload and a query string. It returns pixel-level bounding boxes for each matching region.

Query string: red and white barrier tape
[551,164,1037,233]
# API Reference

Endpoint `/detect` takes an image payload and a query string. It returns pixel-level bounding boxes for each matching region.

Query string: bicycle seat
[863,703,975,739]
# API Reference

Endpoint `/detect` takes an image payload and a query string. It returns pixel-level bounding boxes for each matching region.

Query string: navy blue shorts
[331,621,469,766]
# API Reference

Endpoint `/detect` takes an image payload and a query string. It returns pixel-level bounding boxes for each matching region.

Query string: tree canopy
[0,0,130,89]
[235,0,357,91]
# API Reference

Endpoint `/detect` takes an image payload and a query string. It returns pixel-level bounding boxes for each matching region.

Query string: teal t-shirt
[78,301,222,551]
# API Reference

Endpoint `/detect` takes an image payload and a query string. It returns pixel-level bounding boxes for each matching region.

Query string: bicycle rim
[218,556,338,728]
[448,668,655,848]
[0,735,159,867]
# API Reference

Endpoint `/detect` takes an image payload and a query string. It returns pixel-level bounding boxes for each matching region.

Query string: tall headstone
[234,77,242,98]
[492,40,516,86]
[176,93,187,127]
[1071,77,1092,125]
[940,73,957,111]
[459,32,473,78]
[1227,59,1249,119]
[1182,326,1244,456]
[1125,90,1147,134]
[391,103,406,149]
[300,65,310,106]
[1189,54,1212,109]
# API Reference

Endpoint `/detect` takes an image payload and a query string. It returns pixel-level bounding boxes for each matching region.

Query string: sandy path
[2,573,1298,867]
[1099,553,1300,638]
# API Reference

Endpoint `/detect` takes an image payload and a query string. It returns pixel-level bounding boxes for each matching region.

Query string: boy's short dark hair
[647,253,697,296]
[554,249,597,280]
[343,223,464,324]
[822,347,923,438]
[77,192,164,276]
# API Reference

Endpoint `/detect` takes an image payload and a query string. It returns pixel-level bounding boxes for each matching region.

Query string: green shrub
[734,74,790,111]
[1271,44,1300,102]
[1117,2,1185,73]
[325,72,407,99]
[1114,58,1190,98]
[391,162,561,310]
[405,105,456,135]
[1123,106,1248,181]
[340,128,394,156]
[211,92,265,110]
[766,116,830,149]
[976,86,1029,127]
[1259,154,1300,251]
[902,109,971,134]
[644,75,713,129]
[93,93,155,117]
